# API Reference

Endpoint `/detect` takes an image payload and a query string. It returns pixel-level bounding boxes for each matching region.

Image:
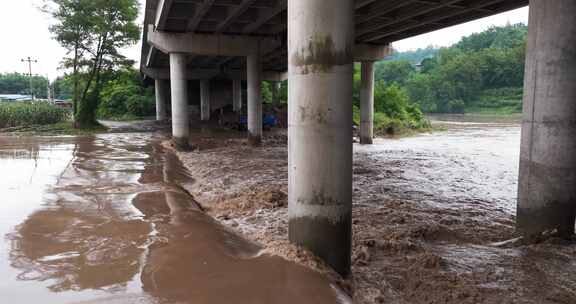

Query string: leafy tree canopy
[44,0,140,128]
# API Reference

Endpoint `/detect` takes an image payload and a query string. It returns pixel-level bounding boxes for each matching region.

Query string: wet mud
[170,115,576,304]
[0,130,348,303]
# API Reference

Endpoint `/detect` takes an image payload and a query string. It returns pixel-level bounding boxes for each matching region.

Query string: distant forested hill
[373,23,528,114]
[385,46,439,64]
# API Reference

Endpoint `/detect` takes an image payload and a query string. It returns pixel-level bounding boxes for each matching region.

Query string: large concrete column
[517,0,576,237]
[233,79,242,112]
[247,54,262,146]
[155,79,169,121]
[200,80,210,121]
[272,81,281,106]
[288,0,354,276]
[360,61,375,144]
[169,53,189,149]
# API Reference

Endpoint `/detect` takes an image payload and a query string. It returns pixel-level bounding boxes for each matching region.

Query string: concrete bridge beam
[288,0,354,276]
[200,80,211,121]
[247,54,262,146]
[169,53,190,149]
[360,61,375,144]
[147,25,390,67]
[148,25,281,57]
[517,0,576,237]
[142,66,285,82]
[155,79,169,121]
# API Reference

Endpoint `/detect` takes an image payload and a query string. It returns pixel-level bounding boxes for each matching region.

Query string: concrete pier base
[517,0,576,237]
[200,80,210,122]
[247,54,262,146]
[155,79,169,121]
[287,0,354,276]
[233,80,242,112]
[360,61,375,145]
[169,53,190,149]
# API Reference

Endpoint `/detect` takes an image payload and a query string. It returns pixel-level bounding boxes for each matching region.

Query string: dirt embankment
[167,130,576,304]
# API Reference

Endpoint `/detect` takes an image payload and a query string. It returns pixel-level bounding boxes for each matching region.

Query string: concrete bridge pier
[517,0,576,237]
[288,0,354,276]
[247,54,262,146]
[360,61,375,145]
[169,53,190,149]
[272,81,281,107]
[200,80,211,122]
[233,80,242,113]
[155,79,169,121]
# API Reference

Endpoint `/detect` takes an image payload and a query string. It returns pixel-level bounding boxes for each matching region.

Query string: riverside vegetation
[379,23,527,115]
[0,22,526,134]
[0,102,69,129]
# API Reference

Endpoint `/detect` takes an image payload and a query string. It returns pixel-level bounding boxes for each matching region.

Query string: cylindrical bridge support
[169,53,190,149]
[200,80,211,121]
[247,54,262,146]
[272,81,281,107]
[517,0,576,237]
[360,61,375,144]
[233,79,242,113]
[288,0,354,276]
[155,79,169,121]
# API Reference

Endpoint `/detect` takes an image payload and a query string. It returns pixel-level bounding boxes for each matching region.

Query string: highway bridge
[141,0,576,276]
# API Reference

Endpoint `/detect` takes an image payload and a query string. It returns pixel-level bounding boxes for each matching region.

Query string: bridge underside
[142,0,528,75]
[139,0,576,277]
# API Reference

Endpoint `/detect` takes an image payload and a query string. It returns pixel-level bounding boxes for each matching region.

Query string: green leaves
[0,102,70,128]
[45,0,141,128]
[374,23,528,114]
[0,73,49,98]
[97,68,155,119]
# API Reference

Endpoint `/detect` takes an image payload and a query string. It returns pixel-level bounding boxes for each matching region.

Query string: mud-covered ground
[171,120,576,304]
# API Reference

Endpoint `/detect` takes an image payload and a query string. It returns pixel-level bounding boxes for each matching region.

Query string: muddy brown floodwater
[0,130,350,304]
[169,114,576,304]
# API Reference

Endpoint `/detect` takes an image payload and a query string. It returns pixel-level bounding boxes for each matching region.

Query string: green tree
[375,60,415,86]
[53,75,74,100]
[386,46,439,64]
[0,73,49,99]
[455,23,527,52]
[398,23,527,114]
[97,68,155,119]
[374,82,410,119]
[45,0,140,128]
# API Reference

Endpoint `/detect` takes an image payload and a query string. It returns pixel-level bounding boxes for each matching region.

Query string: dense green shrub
[97,69,155,119]
[0,102,70,128]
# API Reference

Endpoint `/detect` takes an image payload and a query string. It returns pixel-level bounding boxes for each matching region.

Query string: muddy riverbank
[171,115,576,304]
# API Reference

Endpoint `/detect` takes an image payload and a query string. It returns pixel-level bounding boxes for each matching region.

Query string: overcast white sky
[0,1,528,80]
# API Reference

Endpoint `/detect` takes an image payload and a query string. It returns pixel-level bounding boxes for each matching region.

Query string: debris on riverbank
[169,128,576,304]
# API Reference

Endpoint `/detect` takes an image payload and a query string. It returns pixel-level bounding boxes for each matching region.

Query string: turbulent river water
[0,115,523,303]
[356,114,521,214]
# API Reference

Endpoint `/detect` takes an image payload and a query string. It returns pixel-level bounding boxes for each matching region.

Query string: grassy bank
[464,106,522,115]
[353,105,433,137]
[0,102,70,128]
[0,102,109,135]
[464,87,523,115]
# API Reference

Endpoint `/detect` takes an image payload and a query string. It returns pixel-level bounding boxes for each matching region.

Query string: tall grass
[0,102,70,128]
